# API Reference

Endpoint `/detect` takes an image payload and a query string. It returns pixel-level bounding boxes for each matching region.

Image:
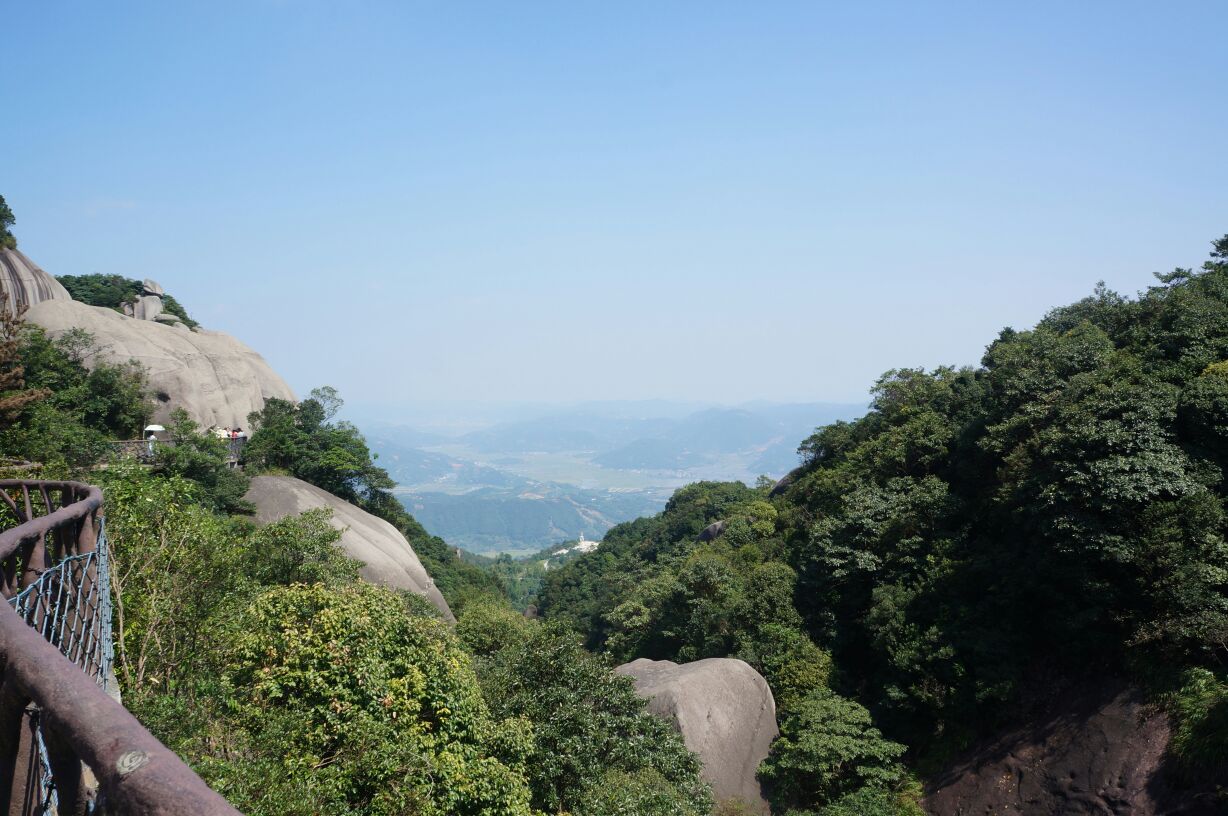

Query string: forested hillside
[0,258,712,814]
[539,236,1228,814]
[8,206,1228,816]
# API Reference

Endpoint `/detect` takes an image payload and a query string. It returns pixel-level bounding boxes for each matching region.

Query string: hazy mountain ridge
[365,401,865,554]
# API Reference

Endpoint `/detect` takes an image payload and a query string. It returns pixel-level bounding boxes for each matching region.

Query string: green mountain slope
[538,235,1228,815]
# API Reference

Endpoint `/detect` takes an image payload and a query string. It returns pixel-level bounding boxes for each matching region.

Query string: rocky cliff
[244,475,454,621]
[926,680,1220,816]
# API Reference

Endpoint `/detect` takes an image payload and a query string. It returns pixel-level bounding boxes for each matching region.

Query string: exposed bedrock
[25,298,294,430]
[925,681,1220,816]
[0,247,72,314]
[244,475,454,622]
[615,657,777,814]
[769,466,802,497]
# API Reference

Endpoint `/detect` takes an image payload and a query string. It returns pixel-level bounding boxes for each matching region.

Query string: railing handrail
[0,479,240,816]
[0,480,101,562]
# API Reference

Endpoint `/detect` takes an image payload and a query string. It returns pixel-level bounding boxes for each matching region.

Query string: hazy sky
[4,1,1227,407]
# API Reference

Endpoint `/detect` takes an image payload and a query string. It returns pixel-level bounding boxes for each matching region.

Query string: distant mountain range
[396,485,665,556]
[454,402,862,462]
[364,401,866,554]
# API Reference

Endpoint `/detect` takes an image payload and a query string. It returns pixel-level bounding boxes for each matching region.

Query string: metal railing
[0,480,239,816]
[109,438,246,467]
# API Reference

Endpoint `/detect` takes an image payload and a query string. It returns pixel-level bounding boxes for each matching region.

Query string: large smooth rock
[133,294,163,321]
[0,248,72,314]
[25,298,294,430]
[244,475,454,622]
[615,657,777,813]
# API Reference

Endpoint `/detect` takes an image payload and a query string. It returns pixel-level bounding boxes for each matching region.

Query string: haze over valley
[362,400,864,554]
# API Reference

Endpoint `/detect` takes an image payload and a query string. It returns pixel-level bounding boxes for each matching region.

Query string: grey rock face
[25,298,295,430]
[142,279,165,296]
[133,294,163,321]
[244,475,454,622]
[697,520,728,542]
[615,657,777,813]
[0,248,72,314]
[769,467,802,497]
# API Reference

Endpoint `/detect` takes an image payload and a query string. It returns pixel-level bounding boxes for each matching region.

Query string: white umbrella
[144,424,166,433]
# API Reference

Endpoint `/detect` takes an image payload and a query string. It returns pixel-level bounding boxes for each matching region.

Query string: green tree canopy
[0,195,16,250]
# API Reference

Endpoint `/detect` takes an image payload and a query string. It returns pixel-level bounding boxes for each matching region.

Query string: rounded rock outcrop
[769,466,803,497]
[0,248,72,314]
[25,298,294,430]
[244,475,454,622]
[614,657,777,814]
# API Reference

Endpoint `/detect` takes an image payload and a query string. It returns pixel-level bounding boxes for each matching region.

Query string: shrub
[476,623,710,814]
[1166,667,1228,783]
[576,768,707,816]
[759,688,907,813]
[222,582,536,816]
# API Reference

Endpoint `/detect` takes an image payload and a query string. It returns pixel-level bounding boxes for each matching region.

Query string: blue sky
[4,1,1227,407]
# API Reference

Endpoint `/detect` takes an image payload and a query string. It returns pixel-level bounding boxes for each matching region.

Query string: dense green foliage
[245,388,392,505]
[1,326,150,469]
[0,295,50,436]
[538,481,908,812]
[539,237,1228,810]
[97,459,709,816]
[758,688,908,814]
[98,463,539,815]
[56,273,199,328]
[56,274,142,309]
[1164,668,1228,782]
[458,602,711,815]
[222,583,536,815]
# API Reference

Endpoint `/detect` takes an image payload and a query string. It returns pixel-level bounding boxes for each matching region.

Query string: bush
[1166,668,1228,783]
[736,622,832,715]
[56,273,198,327]
[576,768,707,816]
[456,599,533,656]
[759,688,907,813]
[221,582,536,816]
[476,622,710,814]
[3,326,151,468]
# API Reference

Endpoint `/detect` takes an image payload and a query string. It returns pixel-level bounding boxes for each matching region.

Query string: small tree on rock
[0,195,16,250]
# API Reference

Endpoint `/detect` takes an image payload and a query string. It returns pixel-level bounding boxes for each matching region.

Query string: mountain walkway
[0,480,237,815]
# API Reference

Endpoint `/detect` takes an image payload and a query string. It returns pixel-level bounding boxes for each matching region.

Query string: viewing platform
[108,437,247,468]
